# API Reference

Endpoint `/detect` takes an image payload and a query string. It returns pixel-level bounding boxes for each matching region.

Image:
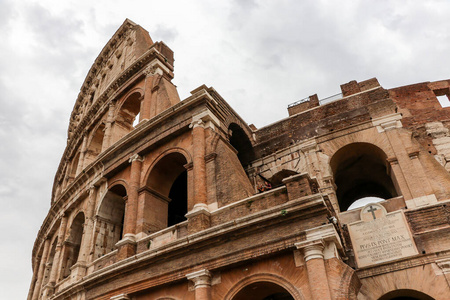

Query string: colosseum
[28,19,450,300]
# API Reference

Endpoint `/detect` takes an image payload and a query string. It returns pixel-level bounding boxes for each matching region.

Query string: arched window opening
[84,123,105,166]
[146,152,188,229]
[68,151,81,182]
[269,170,299,188]
[232,282,294,300]
[229,123,255,168]
[331,143,398,212]
[94,184,126,258]
[42,237,58,286]
[114,92,141,141]
[62,212,85,278]
[378,289,435,300]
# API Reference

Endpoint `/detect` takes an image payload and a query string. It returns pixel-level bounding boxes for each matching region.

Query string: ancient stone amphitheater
[29,19,450,300]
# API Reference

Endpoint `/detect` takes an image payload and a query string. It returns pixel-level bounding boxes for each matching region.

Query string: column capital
[189,109,221,130]
[110,294,130,300]
[186,269,212,289]
[129,154,143,163]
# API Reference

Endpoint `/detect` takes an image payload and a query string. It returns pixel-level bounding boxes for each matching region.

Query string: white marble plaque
[348,205,418,268]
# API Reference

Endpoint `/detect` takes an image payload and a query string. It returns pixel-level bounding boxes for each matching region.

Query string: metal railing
[318,92,343,105]
[287,92,343,108]
[287,96,310,108]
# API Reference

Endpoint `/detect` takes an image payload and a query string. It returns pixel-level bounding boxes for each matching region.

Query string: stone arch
[330,142,398,211]
[93,183,127,258]
[143,149,190,230]
[68,150,81,182]
[224,273,304,300]
[84,121,106,166]
[268,169,299,188]
[110,88,144,143]
[378,289,434,300]
[223,116,255,147]
[61,211,85,278]
[357,264,448,300]
[42,235,59,286]
[228,122,255,168]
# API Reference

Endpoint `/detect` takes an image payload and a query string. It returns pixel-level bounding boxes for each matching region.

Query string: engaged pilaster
[294,224,342,300]
[118,154,143,259]
[187,269,212,300]
[31,237,51,300]
[186,109,220,234]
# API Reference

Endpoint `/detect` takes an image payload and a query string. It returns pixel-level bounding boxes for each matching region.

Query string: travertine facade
[29,19,450,300]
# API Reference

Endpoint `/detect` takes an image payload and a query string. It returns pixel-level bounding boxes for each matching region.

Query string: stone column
[31,237,51,300]
[102,101,116,152]
[117,154,142,259]
[296,241,332,300]
[43,214,68,297]
[186,119,210,234]
[186,109,220,234]
[192,120,208,207]
[186,269,212,300]
[141,67,155,122]
[76,135,88,174]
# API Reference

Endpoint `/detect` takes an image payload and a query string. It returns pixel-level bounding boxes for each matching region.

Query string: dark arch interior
[95,184,126,255]
[168,170,187,226]
[331,143,398,211]
[147,152,188,227]
[378,289,435,300]
[63,212,85,278]
[229,123,255,168]
[232,282,294,300]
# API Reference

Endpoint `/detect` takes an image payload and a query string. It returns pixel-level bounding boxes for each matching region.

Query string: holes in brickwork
[331,143,398,211]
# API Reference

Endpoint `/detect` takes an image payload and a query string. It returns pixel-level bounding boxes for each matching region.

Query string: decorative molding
[129,154,143,163]
[110,294,130,300]
[186,269,212,289]
[372,113,403,133]
[189,109,221,131]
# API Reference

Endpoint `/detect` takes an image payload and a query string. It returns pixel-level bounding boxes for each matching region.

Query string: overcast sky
[1,0,449,298]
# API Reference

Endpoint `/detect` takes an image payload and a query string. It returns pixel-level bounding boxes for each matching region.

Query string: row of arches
[63,89,143,189]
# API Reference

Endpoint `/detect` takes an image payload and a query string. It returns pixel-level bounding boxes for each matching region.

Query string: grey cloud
[154,24,178,43]
[25,3,83,48]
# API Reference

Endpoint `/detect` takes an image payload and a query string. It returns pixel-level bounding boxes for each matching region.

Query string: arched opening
[232,281,294,300]
[378,289,435,300]
[146,152,188,229]
[113,92,141,141]
[330,143,398,212]
[229,123,255,168]
[68,151,81,182]
[84,123,105,165]
[94,184,126,258]
[42,237,58,286]
[269,169,299,188]
[61,212,85,278]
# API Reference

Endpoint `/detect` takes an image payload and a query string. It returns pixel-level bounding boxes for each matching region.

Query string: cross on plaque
[367,205,378,220]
